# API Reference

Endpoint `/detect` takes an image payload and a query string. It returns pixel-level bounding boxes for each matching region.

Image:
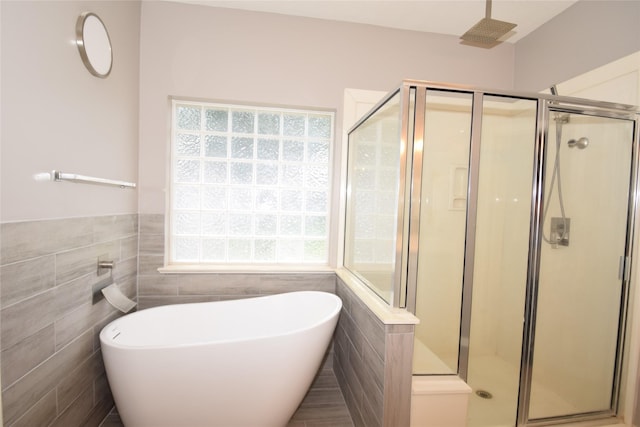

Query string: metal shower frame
[347,79,640,426]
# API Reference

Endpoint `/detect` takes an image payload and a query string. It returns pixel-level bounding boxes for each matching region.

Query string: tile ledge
[158,264,335,274]
[336,268,419,325]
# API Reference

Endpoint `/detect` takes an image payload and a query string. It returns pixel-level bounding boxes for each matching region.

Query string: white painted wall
[514,0,640,92]
[0,1,141,222]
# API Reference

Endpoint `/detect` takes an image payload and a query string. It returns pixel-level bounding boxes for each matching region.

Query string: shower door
[520,108,637,425]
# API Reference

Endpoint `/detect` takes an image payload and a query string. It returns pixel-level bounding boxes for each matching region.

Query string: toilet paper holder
[93,258,115,304]
[97,260,115,275]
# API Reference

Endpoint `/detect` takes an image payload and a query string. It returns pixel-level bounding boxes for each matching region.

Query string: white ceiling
[171,0,579,43]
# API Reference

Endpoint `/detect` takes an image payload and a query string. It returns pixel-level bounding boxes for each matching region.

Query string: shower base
[467,355,578,427]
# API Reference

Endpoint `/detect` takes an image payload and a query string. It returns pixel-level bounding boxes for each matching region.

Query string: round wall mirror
[76,12,112,78]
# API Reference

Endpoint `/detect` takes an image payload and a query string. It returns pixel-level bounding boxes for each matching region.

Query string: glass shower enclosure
[343,80,639,426]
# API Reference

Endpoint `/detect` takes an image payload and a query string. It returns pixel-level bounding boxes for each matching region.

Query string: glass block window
[170,99,334,265]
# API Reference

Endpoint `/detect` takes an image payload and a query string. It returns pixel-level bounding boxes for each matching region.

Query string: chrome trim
[524,411,618,426]
[392,85,416,307]
[400,79,639,114]
[75,12,113,79]
[517,98,548,426]
[350,81,639,149]
[345,80,639,427]
[405,87,427,313]
[519,106,640,426]
[347,87,402,135]
[610,113,640,416]
[458,91,484,381]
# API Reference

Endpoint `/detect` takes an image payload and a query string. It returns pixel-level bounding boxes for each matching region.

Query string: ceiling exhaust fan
[460,0,517,48]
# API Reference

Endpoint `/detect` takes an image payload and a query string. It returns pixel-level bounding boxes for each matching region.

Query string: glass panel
[228,188,252,211]
[205,109,228,132]
[528,112,634,420]
[305,215,326,236]
[281,215,302,235]
[170,100,333,264]
[258,112,280,135]
[304,240,326,262]
[205,136,227,158]
[308,114,332,138]
[255,215,277,235]
[283,140,304,161]
[279,239,303,261]
[232,110,254,133]
[228,239,251,260]
[256,163,279,185]
[175,159,200,183]
[344,92,401,304]
[203,161,227,184]
[257,139,279,160]
[284,114,305,136]
[229,214,252,235]
[305,165,328,188]
[466,96,537,426]
[307,141,329,163]
[201,212,226,235]
[176,133,201,156]
[231,137,254,159]
[173,236,199,261]
[281,190,302,211]
[255,239,276,261]
[202,187,226,210]
[229,163,253,184]
[256,189,278,211]
[202,238,225,261]
[413,90,473,375]
[174,185,200,210]
[306,191,327,212]
[176,105,201,130]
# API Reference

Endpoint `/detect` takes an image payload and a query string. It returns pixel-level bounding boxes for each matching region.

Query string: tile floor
[99,368,354,427]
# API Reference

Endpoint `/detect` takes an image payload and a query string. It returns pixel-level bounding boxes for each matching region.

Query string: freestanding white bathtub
[100,291,342,427]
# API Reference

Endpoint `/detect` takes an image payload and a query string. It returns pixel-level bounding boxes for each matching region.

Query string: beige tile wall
[0,214,138,426]
[334,276,414,427]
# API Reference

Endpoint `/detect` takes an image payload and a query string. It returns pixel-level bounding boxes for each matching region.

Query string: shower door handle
[619,256,630,281]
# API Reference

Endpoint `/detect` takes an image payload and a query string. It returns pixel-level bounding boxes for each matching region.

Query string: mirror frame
[76,12,112,78]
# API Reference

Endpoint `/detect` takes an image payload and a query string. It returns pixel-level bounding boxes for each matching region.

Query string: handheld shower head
[568,137,589,149]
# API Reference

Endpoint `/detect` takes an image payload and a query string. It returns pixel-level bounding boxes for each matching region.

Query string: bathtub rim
[100,290,342,350]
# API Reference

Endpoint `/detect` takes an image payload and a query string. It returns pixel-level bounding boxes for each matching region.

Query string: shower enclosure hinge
[619,256,630,281]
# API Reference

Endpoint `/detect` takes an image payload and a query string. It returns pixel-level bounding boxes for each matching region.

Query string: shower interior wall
[415,102,534,373]
[469,111,533,367]
[533,116,632,414]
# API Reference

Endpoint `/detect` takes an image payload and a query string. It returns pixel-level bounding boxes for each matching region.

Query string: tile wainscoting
[334,276,415,427]
[0,213,414,426]
[0,214,138,426]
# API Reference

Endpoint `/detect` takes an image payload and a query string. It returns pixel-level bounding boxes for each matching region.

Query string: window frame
[162,97,337,272]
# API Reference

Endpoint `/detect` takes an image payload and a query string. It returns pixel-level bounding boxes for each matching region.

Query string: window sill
[158,264,336,274]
